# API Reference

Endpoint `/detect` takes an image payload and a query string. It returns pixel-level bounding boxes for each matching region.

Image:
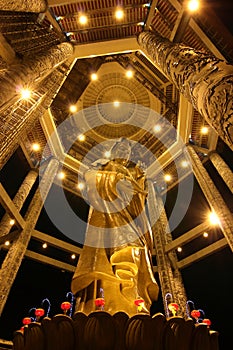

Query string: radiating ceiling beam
[144,0,159,29]
[177,94,193,143]
[177,238,228,269]
[25,249,76,272]
[165,221,210,253]
[32,229,82,255]
[170,9,190,43]
[0,184,25,229]
[48,0,93,5]
[73,38,140,59]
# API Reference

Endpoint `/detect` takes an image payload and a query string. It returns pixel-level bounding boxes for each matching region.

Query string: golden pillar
[147,180,187,317]
[0,42,73,110]
[0,0,47,13]
[209,151,233,194]
[0,169,38,239]
[137,31,233,150]
[187,145,233,252]
[0,157,59,316]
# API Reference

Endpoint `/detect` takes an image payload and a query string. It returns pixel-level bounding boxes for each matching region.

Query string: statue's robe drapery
[71,159,159,316]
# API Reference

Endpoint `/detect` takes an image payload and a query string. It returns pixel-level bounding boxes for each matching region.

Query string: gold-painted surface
[71,140,159,316]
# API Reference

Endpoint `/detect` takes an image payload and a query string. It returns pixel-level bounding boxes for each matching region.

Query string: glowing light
[104,151,111,158]
[5,241,10,246]
[181,160,189,168]
[115,8,124,20]
[42,243,47,249]
[32,143,40,152]
[177,246,182,252]
[126,69,133,78]
[9,219,15,226]
[153,124,161,132]
[201,126,208,135]
[208,211,220,225]
[20,88,31,100]
[164,174,172,182]
[79,14,88,25]
[91,73,98,81]
[69,105,77,113]
[58,171,65,180]
[78,134,85,142]
[187,0,199,12]
[71,254,76,259]
[113,101,120,107]
[203,232,208,238]
[77,182,85,190]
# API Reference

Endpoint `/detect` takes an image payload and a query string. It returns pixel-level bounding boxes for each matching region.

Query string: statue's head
[110,138,131,161]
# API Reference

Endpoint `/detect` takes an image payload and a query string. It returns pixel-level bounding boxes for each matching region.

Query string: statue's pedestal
[13,311,219,350]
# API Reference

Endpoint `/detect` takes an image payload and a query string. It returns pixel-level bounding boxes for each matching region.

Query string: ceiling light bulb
[153,124,161,132]
[42,243,47,249]
[203,232,209,238]
[71,254,76,259]
[78,134,85,142]
[113,101,120,107]
[201,126,208,135]
[187,0,199,12]
[79,14,88,25]
[105,151,111,158]
[5,241,10,246]
[209,211,220,225]
[77,182,85,190]
[91,73,98,81]
[164,174,172,182]
[58,171,65,180]
[20,88,31,100]
[9,219,15,226]
[32,143,40,152]
[115,9,124,20]
[181,160,189,168]
[126,70,133,78]
[177,247,182,252]
[69,105,77,113]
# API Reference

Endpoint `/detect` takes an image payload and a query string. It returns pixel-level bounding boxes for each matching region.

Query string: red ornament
[134,298,144,307]
[35,308,45,317]
[22,317,31,325]
[202,318,211,326]
[61,301,71,311]
[95,298,105,307]
[168,303,179,311]
[191,310,201,319]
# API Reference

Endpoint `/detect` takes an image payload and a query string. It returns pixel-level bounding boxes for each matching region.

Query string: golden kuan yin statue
[71,138,159,315]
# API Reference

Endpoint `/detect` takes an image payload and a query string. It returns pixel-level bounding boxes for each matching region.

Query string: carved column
[147,180,187,317]
[0,42,73,110]
[187,145,233,251]
[0,61,72,170]
[0,0,47,13]
[0,157,59,316]
[209,152,233,194]
[137,31,233,150]
[0,169,38,238]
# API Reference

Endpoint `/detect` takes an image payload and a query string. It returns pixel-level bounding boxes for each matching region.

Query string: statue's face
[112,140,131,161]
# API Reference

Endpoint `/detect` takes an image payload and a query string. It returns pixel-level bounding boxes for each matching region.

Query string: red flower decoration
[22,317,31,325]
[61,301,71,311]
[202,318,211,326]
[191,310,201,319]
[134,298,144,306]
[35,308,45,317]
[95,298,105,307]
